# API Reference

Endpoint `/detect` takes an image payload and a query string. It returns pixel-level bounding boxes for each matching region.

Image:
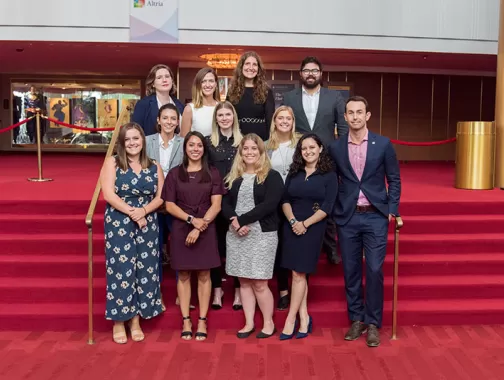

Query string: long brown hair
[115,123,153,171]
[192,67,220,108]
[227,51,269,105]
[225,133,271,189]
[145,64,177,97]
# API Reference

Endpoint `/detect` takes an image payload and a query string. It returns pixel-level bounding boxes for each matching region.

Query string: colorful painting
[71,98,96,133]
[48,98,70,128]
[118,99,138,126]
[98,99,118,129]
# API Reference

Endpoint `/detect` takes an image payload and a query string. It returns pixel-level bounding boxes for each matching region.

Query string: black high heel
[181,316,192,339]
[211,292,224,310]
[195,317,208,341]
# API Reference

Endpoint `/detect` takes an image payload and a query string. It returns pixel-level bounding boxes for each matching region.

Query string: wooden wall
[178,68,496,161]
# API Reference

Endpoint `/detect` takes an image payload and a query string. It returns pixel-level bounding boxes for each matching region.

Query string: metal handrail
[84,107,129,345]
[391,215,404,340]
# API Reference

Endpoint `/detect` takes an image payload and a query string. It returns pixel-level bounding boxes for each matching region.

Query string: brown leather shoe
[344,321,367,341]
[366,324,380,347]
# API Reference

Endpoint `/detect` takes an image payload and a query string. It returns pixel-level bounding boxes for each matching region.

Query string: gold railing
[84,107,129,345]
[391,216,404,340]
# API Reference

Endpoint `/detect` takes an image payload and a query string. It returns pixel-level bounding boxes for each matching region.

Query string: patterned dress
[104,162,163,321]
[226,173,278,279]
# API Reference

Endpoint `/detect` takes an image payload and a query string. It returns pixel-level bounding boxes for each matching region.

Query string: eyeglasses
[301,69,320,75]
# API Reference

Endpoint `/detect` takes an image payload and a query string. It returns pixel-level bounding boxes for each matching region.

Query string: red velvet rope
[0,116,35,133]
[43,116,115,131]
[390,137,456,146]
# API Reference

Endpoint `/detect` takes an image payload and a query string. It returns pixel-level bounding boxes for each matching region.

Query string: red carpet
[1,326,504,380]
[0,153,504,332]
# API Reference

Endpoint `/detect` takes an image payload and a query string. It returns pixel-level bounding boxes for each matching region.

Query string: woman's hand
[292,221,307,236]
[129,207,146,222]
[185,229,200,246]
[238,225,250,237]
[136,217,147,229]
[191,218,208,232]
[230,216,241,231]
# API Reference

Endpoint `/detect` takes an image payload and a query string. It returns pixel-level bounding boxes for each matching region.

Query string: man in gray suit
[283,56,348,264]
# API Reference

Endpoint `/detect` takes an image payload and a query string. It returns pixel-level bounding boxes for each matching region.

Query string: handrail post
[28,109,53,182]
[391,216,403,340]
[87,226,95,345]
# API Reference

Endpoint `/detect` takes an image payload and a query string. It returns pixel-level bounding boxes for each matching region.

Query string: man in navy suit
[329,96,401,347]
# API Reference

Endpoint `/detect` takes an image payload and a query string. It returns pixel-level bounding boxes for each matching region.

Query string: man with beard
[283,56,347,266]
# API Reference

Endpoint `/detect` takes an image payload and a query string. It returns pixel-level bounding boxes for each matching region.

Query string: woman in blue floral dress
[100,122,165,344]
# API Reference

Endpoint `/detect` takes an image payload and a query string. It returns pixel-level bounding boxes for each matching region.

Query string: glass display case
[10,79,141,150]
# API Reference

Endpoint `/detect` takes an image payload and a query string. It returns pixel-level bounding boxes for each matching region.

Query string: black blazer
[132,94,184,136]
[329,131,401,226]
[222,170,284,232]
[283,87,348,147]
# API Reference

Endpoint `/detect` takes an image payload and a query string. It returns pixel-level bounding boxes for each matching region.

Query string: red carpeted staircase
[1,180,504,331]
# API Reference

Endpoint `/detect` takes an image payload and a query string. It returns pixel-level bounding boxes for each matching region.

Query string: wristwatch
[289,218,297,226]
[186,215,194,225]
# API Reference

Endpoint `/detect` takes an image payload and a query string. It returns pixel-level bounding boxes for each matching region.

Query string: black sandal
[195,317,208,341]
[181,316,192,340]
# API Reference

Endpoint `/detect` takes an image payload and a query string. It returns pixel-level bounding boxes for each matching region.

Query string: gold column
[455,122,495,189]
[495,0,504,188]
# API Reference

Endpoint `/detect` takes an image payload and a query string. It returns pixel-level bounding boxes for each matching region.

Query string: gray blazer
[283,87,348,147]
[145,133,184,171]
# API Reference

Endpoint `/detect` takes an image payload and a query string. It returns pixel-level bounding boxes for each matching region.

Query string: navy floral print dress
[104,162,163,321]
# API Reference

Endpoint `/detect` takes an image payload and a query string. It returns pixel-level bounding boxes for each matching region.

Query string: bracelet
[142,206,147,216]
[302,221,307,229]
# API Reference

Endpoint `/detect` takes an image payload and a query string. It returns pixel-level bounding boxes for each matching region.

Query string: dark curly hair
[289,133,334,176]
[227,51,269,105]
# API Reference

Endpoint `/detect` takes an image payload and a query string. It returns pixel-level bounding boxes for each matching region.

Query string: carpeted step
[3,233,504,255]
[2,298,504,332]
[5,213,504,235]
[3,252,504,279]
[2,274,504,304]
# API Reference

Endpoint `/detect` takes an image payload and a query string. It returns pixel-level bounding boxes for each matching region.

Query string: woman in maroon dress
[163,131,224,341]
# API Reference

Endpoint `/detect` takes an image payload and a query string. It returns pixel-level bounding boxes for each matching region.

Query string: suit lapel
[312,87,325,132]
[152,135,160,163]
[361,132,376,181]
[168,137,181,169]
[295,89,310,131]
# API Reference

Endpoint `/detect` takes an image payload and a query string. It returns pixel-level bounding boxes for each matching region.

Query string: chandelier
[200,53,240,69]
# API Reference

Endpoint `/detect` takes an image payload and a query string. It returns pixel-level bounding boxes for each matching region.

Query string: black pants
[274,222,290,292]
[210,213,240,289]
[322,218,339,257]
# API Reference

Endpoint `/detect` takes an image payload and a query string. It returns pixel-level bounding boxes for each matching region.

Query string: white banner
[130,0,178,43]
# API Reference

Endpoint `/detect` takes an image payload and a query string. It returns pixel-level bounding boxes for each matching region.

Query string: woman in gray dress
[222,133,284,339]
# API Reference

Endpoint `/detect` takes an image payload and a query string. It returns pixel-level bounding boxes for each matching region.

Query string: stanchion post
[391,216,403,340]
[87,226,95,345]
[28,109,53,182]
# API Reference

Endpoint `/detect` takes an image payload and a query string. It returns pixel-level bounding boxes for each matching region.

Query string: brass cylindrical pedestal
[455,122,495,190]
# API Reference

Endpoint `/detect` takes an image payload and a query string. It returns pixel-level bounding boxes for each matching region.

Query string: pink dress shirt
[348,131,371,206]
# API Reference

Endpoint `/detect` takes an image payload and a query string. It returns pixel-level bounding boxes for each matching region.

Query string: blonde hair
[192,67,220,108]
[210,101,243,148]
[145,64,177,97]
[225,133,271,189]
[266,105,300,150]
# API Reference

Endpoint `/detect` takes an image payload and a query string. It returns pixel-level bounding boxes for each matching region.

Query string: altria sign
[134,0,165,7]
[130,0,179,43]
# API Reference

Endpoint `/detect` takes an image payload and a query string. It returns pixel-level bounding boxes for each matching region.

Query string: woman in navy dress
[279,133,338,340]
[101,122,165,344]
[163,131,224,341]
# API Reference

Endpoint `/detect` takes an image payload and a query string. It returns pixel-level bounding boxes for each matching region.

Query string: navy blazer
[328,131,401,226]
[132,94,184,136]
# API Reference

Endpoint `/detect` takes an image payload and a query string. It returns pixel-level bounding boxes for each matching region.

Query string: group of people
[100,53,401,348]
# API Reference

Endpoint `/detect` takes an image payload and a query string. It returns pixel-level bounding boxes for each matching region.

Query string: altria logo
[133,0,164,7]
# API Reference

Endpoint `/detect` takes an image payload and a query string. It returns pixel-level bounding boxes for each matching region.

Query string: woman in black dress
[205,101,244,310]
[279,133,338,340]
[162,131,224,341]
[227,51,275,141]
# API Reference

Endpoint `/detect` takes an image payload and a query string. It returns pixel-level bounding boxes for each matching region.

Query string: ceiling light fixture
[199,53,240,69]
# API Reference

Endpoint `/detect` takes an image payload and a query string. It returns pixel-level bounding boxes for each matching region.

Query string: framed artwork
[71,98,96,133]
[269,80,298,109]
[98,99,118,128]
[328,83,353,101]
[48,98,70,128]
[218,77,232,101]
[118,99,138,126]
